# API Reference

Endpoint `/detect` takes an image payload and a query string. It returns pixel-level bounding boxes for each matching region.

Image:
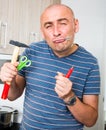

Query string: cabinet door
[0,0,60,54]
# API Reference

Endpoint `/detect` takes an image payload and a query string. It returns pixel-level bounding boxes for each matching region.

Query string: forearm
[67,97,98,127]
[55,72,99,127]
[8,81,21,100]
[8,75,25,101]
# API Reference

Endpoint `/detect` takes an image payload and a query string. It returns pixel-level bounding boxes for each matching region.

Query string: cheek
[62,29,73,37]
[42,30,53,40]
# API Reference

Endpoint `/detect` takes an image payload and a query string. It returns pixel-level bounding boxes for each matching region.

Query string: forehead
[41,5,74,23]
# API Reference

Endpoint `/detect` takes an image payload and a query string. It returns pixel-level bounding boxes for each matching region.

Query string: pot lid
[0,106,14,113]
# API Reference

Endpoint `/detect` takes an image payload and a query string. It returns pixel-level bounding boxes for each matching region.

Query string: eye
[45,23,52,29]
[45,25,52,29]
[59,19,68,26]
[60,22,67,25]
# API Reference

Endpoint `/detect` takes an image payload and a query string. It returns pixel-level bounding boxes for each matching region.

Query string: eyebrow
[44,18,68,27]
[57,18,68,22]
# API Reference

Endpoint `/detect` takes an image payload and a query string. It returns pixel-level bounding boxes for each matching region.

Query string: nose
[53,25,61,37]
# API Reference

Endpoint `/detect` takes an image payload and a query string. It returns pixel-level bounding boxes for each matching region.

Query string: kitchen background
[0,0,61,124]
[0,0,105,130]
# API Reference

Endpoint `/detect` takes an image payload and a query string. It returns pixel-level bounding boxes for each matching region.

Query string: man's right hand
[0,62,19,83]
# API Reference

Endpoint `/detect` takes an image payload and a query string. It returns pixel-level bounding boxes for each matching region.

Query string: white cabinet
[0,0,60,54]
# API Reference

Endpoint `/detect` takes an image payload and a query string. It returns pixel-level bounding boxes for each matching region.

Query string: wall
[104,3,106,110]
[0,0,61,123]
[61,0,105,130]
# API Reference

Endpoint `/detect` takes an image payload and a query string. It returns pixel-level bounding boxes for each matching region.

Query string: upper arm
[83,95,99,111]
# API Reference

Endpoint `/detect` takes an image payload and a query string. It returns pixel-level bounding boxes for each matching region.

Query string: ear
[74,19,79,33]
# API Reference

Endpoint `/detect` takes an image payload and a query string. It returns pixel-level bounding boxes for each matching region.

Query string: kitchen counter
[0,123,20,130]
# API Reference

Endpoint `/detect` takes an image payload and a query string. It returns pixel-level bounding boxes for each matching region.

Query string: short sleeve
[83,60,100,95]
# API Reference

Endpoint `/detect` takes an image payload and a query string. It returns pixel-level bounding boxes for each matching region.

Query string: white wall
[61,0,105,130]
[103,2,106,111]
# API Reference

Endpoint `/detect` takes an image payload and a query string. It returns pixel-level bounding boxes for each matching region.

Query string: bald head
[40,4,75,23]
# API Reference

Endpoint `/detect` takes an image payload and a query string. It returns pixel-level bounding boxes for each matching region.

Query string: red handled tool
[1,40,29,99]
[65,67,74,78]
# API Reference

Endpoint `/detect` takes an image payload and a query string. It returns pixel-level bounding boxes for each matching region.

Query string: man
[0,4,100,130]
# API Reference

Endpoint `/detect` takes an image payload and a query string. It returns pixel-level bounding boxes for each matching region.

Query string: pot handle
[12,110,18,123]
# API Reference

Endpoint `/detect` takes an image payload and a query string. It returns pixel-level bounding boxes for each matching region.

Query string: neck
[54,43,78,58]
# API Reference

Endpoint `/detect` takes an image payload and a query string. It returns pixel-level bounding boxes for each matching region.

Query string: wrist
[63,91,75,103]
[63,91,77,106]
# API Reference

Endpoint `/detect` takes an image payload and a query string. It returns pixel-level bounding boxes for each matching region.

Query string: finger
[1,63,18,82]
[13,62,19,68]
[5,63,18,73]
[56,79,66,88]
[55,72,65,80]
[57,71,63,76]
[55,85,64,97]
[3,67,17,77]
[55,82,64,92]
[2,70,17,82]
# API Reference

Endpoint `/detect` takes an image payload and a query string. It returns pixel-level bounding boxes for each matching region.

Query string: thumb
[13,62,19,67]
[57,71,64,76]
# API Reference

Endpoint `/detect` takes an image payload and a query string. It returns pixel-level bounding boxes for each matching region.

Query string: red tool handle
[65,67,74,78]
[1,83,10,99]
[1,46,20,100]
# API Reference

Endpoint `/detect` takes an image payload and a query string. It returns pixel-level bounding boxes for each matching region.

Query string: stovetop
[0,123,20,130]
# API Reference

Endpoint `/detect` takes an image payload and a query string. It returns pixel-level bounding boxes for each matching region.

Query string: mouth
[53,38,66,44]
[53,36,71,44]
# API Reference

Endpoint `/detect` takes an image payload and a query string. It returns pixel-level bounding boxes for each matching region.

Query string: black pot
[0,106,18,128]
